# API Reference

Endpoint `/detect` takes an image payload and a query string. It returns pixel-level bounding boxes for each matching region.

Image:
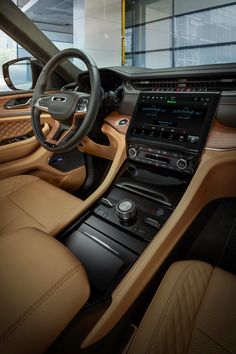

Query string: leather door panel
[0,120,32,141]
[0,91,86,191]
[0,91,38,163]
[0,92,32,117]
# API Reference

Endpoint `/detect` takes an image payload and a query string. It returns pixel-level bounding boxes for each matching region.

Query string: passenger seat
[126,260,236,354]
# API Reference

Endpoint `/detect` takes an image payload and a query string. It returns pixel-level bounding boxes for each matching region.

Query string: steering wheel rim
[31,48,101,153]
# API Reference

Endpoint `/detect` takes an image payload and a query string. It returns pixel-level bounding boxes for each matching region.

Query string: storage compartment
[64,223,138,293]
[116,161,190,208]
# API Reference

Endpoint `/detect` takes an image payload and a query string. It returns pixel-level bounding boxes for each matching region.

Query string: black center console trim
[65,223,138,294]
[61,158,191,298]
[115,182,172,206]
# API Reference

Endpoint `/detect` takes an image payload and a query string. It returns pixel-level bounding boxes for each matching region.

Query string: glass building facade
[125,0,236,68]
[1,0,236,90]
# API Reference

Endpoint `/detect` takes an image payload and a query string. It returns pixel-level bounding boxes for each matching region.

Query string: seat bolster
[0,228,90,354]
[127,261,213,354]
[0,174,84,237]
[0,175,38,199]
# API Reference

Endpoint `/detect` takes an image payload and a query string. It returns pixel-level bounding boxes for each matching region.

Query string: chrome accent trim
[205,147,236,152]
[123,80,140,94]
[144,217,161,228]
[83,231,120,256]
[115,183,172,207]
[52,96,66,102]
[101,198,114,207]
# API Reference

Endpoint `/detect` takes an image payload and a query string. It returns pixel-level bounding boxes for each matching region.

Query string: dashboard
[68,63,236,174]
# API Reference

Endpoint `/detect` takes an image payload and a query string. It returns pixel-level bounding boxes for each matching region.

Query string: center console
[62,91,220,298]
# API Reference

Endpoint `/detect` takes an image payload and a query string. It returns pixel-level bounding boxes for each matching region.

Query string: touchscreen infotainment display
[127,92,220,150]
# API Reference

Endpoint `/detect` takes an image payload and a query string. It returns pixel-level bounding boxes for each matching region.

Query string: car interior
[0,0,236,353]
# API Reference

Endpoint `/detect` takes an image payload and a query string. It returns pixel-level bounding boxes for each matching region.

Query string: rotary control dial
[128,147,138,158]
[116,199,137,221]
[176,158,188,170]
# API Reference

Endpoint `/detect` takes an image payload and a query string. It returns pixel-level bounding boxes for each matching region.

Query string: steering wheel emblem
[52,96,66,102]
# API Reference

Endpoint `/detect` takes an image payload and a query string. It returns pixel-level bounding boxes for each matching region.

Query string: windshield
[2,0,236,71]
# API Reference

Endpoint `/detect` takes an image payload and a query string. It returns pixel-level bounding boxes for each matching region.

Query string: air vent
[131,77,236,92]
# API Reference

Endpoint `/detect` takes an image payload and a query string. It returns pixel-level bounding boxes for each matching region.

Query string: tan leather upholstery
[0,174,84,237]
[0,227,90,354]
[0,123,49,164]
[0,120,32,141]
[127,261,236,354]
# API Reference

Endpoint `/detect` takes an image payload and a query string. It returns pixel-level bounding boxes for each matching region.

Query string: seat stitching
[0,264,83,343]
[0,178,38,200]
[0,227,43,241]
[145,262,212,354]
[141,263,195,354]
[7,195,46,227]
[194,326,232,353]
[185,269,214,353]
[8,187,81,227]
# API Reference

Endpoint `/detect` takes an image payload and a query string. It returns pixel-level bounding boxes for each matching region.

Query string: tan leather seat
[0,227,90,354]
[0,175,83,237]
[127,260,236,354]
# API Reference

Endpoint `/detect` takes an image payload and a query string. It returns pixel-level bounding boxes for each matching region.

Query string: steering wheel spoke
[34,96,51,113]
[45,120,62,144]
[46,115,82,145]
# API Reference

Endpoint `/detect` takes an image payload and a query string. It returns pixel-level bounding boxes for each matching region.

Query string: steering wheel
[31,48,101,152]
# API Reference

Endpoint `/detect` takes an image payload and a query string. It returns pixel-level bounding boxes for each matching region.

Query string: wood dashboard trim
[206,119,236,149]
[79,112,131,160]
[104,111,131,134]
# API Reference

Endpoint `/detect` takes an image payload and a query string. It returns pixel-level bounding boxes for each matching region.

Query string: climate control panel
[127,144,197,174]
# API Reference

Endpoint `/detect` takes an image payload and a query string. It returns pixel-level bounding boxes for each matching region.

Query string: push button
[94,207,108,218]
[101,198,114,208]
[117,118,128,126]
[144,217,161,229]
[132,227,147,239]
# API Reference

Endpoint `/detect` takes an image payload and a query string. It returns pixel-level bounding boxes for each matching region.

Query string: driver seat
[0,227,90,354]
[0,174,83,237]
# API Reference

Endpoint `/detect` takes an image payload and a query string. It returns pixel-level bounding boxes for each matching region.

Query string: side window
[0,30,30,92]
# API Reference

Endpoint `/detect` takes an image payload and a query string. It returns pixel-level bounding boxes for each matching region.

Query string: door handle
[5,97,32,109]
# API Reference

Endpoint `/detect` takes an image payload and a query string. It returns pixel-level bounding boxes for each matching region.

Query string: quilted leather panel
[189,267,236,354]
[0,121,32,141]
[0,175,38,199]
[127,261,213,354]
